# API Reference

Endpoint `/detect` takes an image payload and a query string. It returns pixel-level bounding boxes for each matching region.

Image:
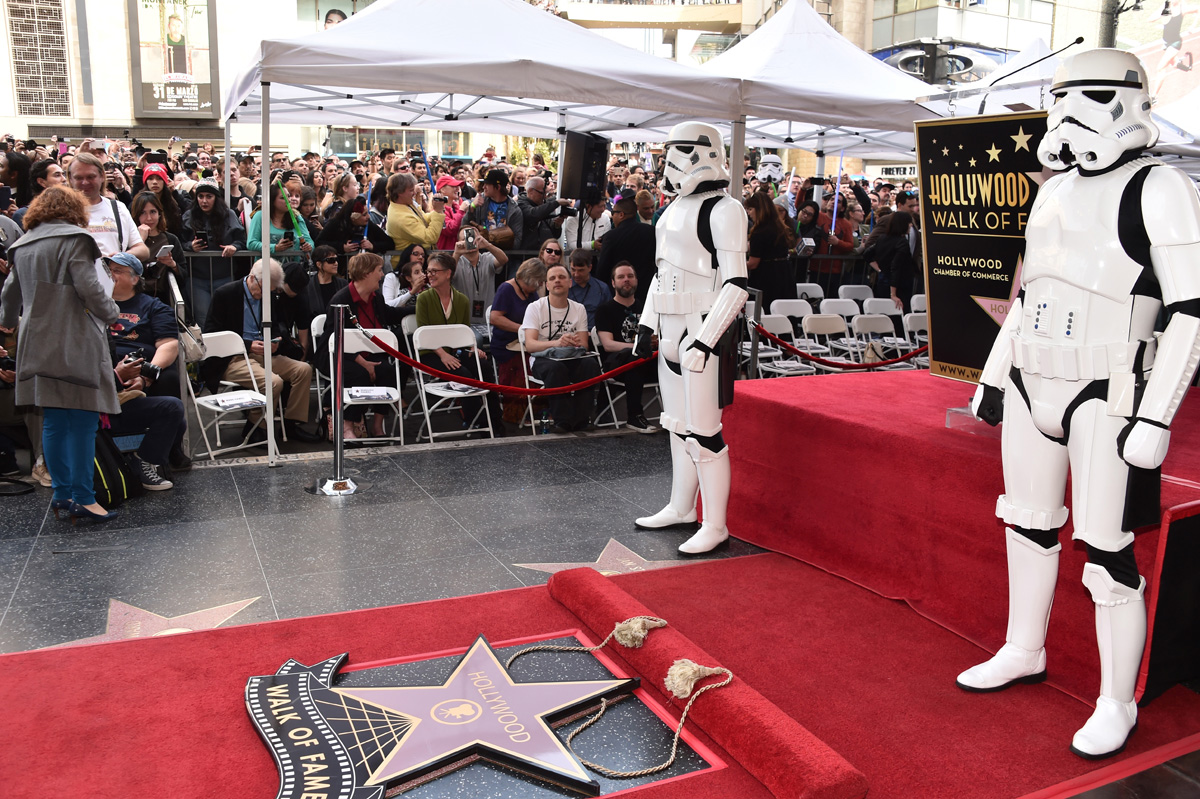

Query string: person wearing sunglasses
[539,240,563,269]
[304,245,347,329]
[517,175,571,256]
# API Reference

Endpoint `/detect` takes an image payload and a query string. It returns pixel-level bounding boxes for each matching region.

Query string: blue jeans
[43,408,99,505]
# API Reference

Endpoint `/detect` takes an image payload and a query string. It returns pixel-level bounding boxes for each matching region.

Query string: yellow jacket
[387,203,445,251]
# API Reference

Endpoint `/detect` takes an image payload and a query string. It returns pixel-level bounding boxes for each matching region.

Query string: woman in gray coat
[0,186,122,523]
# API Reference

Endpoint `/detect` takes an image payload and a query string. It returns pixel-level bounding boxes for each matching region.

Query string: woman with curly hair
[0,186,122,523]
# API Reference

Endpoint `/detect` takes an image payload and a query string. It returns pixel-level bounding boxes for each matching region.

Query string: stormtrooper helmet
[661,121,729,197]
[756,154,784,184]
[1038,48,1158,172]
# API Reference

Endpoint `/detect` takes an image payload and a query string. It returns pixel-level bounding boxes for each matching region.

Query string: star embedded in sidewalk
[986,143,1002,162]
[330,637,635,792]
[516,539,689,576]
[44,596,260,648]
[972,255,1024,327]
[1011,126,1032,152]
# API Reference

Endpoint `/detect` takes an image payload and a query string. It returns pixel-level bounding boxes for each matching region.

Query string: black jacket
[594,218,657,304]
[200,278,305,392]
[516,194,561,250]
[317,203,393,255]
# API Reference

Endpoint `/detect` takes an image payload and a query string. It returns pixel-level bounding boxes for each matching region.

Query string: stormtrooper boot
[636,434,699,529]
[1070,564,1146,760]
[957,528,1059,692]
[678,442,730,555]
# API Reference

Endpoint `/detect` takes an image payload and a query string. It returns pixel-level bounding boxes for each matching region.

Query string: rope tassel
[665,659,729,699]
[505,616,668,669]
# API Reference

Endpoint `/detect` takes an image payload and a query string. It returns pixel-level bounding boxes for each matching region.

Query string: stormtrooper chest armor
[655,193,725,292]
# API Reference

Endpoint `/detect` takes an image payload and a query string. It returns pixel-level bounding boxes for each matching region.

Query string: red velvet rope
[349,317,656,397]
[753,323,928,370]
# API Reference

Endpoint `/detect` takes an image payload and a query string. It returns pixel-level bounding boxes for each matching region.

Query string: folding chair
[332,328,405,445]
[738,314,783,378]
[819,298,867,359]
[801,315,858,373]
[910,293,927,313]
[757,314,816,377]
[411,324,495,442]
[904,312,930,369]
[861,298,913,350]
[838,284,874,308]
[310,313,327,413]
[770,299,830,355]
[590,329,662,429]
[188,330,279,459]
[853,314,917,370]
[796,282,825,306]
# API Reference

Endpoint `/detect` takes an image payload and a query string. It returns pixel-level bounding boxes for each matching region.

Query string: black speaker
[559,131,609,200]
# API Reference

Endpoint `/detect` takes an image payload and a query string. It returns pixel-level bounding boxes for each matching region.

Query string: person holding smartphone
[317,187,391,257]
[131,191,183,306]
[247,180,313,267]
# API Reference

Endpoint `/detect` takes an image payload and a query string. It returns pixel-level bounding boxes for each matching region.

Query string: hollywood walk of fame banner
[914,111,1049,383]
[245,634,719,798]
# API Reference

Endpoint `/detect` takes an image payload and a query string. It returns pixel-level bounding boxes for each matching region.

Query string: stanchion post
[747,287,763,379]
[307,304,367,496]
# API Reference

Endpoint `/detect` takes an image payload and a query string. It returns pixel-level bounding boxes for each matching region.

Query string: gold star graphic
[1011,126,1032,152]
[954,162,959,167]
[969,157,977,167]
[958,144,964,150]
[942,147,950,156]
[986,143,1002,162]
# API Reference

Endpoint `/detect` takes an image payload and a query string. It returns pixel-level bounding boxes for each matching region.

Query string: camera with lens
[557,205,577,218]
[121,349,162,383]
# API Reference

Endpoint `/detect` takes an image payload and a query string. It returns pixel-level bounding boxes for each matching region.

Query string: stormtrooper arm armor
[682,199,749,372]
[1120,166,1200,469]
[972,296,1023,425]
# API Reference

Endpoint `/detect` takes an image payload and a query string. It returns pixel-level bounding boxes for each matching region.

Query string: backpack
[93,428,144,507]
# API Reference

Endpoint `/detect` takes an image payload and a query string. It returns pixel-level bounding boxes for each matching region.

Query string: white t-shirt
[520,296,589,362]
[87,197,140,258]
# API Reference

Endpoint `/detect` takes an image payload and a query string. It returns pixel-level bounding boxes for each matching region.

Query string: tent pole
[261,80,278,467]
[730,116,746,197]
[556,112,567,181]
[224,121,232,206]
[815,131,826,180]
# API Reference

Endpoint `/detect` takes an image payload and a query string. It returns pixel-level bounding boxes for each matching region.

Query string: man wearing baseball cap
[465,169,523,252]
[435,174,467,251]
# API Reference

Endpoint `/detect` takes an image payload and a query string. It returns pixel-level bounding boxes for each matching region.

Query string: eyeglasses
[426,266,449,274]
[321,257,339,264]
[542,247,561,255]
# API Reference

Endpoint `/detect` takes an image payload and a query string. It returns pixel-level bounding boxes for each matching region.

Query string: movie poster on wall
[127,0,220,118]
[914,111,1049,383]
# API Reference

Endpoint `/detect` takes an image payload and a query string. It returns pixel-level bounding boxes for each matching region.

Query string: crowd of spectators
[0,126,924,496]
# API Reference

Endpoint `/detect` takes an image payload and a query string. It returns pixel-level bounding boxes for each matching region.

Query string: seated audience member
[382,243,428,310]
[520,264,600,433]
[103,253,188,487]
[387,172,445,252]
[466,170,523,253]
[538,238,563,272]
[566,247,611,331]
[451,225,507,345]
[595,262,658,434]
[305,245,347,326]
[490,258,546,424]
[416,252,502,434]
[325,253,407,440]
[131,191,184,307]
[201,258,321,443]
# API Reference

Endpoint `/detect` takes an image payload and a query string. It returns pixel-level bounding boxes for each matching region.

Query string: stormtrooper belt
[1011,338,1156,382]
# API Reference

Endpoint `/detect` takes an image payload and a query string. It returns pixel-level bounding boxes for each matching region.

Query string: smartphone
[0,187,10,208]
[58,142,69,155]
[464,227,476,249]
[155,244,174,259]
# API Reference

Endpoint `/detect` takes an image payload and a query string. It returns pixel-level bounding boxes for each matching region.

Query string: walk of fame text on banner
[914,111,1050,383]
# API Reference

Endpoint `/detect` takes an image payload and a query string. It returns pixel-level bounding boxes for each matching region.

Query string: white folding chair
[331,328,405,445]
[838,284,874,308]
[819,298,866,358]
[853,314,917,370]
[758,314,817,377]
[770,299,830,356]
[188,330,279,459]
[310,313,327,412]
[801,315,858,373]
[411,324,494,442]
[861,298,913,350]
[904,312,930,369]
[911,293,927,313]
[739,314,783,378]
[589,328,662,429]
[515,327,546,431]
[796,282,825,306]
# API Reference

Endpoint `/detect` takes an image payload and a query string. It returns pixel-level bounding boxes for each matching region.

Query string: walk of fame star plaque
[246,636,674,797]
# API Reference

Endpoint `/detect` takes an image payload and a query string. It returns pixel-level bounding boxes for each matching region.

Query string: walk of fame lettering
[245,637,639,797]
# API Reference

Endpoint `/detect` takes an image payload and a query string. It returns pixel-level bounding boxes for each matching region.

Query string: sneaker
[31,461,52,487]
[627,414,659,434]
[168,445,192,471]
[0,450,19,477]
[134,458,174,491]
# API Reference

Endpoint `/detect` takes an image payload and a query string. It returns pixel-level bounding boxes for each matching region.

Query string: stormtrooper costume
[958,49,1200,759]
[632,122,749,554]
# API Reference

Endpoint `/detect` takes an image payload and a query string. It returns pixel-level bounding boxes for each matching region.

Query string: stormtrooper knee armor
[962,48,1200,759]
[631,121,749,554]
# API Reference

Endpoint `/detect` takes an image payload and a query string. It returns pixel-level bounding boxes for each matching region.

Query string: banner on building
[915,111,1049,383]
[128,0,220,118]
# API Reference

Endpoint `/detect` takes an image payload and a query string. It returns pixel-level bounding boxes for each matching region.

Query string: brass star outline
[44,596,260,649]
[516,538,691,576]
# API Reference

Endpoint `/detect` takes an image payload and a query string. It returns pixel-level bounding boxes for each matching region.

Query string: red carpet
[723,372,1200,704]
